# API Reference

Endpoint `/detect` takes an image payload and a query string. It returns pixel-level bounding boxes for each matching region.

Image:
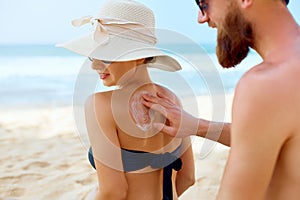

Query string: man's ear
[240,0,253,9]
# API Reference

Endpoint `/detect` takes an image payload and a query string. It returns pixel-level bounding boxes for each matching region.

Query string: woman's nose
[197,10,209,24]
[92,62,107,72]
[96,66,107,73]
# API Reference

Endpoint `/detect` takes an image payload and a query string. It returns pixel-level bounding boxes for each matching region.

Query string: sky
[0,0,299,45]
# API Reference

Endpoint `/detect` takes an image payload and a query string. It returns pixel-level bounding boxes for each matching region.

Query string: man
[143,0,300,199]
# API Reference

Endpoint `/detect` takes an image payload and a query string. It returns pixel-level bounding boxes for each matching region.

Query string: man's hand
[142,92,199,138]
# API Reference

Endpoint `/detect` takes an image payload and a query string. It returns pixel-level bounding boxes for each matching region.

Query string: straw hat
[56,0,181,72]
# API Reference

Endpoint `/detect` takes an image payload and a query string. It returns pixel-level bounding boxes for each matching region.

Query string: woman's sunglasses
[88,57,112,65]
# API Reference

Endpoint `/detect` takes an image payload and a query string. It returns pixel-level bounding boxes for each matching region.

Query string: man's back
[218,31,300,200]
[141,1,300,198]
[264,38,300,199]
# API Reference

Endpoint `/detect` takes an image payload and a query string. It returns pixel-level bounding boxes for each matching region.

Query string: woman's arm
[85,93,128,200]
[175,137,195,196]
[93,159,128,200]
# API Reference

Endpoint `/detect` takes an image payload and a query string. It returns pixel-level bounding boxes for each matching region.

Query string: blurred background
[0,0,299,108]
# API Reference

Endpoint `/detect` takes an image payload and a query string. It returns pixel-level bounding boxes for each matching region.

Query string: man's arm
[197,119,231,147]
[142,92,231,147]
[217,74,286,199]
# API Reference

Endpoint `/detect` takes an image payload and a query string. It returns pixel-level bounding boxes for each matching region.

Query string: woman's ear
[136,58,146,65]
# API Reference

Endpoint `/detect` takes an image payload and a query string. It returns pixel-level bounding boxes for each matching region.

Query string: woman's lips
[100,73,110,80]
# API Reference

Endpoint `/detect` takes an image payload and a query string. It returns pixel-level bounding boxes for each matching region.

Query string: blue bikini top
[88,145,182,200]
[120,145,182,172]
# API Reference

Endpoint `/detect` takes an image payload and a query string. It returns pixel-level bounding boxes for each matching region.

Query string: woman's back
[59,0,195,198]
[110,83,183,199]
[117,83,182,151]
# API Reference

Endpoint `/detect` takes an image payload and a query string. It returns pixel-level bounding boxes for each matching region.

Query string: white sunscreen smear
[130,91,154,131]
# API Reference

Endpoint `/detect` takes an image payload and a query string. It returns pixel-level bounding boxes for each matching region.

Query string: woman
[58,0,195,199]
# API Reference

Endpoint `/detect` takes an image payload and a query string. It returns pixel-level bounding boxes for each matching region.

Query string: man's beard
[216,3,254,68]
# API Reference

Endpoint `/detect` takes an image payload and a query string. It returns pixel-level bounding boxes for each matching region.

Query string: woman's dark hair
[144,57,155,64]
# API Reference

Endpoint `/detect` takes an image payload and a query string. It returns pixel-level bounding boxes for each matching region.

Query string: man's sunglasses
[195,0,208,15]
[196,0,288,14]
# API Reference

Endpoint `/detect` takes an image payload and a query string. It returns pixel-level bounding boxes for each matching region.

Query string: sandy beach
[0,94,232,200]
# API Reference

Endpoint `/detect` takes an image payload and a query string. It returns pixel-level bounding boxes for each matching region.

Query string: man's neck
[251,3,299,61]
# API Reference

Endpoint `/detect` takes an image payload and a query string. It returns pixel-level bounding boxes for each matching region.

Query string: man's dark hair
[284,0,289,5]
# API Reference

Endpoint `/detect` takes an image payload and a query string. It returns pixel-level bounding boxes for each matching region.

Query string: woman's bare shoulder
[85,91,113,104]
[84,91,114,115]
[153,84,181,106]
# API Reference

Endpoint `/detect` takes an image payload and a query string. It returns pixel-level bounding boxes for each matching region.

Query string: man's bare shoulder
[233,56,300,135]
[236,54,300,102]
[235,62,280,104]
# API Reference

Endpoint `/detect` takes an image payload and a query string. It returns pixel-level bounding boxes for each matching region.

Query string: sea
[0,44,262,108]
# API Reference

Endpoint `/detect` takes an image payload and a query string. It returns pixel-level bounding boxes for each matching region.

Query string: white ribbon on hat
[72,16,157,45]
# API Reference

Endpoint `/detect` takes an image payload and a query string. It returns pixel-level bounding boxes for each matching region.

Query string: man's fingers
[143,93,175,108]
[142,93,158,103]
[142,99,153,108]
[143,100,168,113]
[156,91,169,100]
[152,122,164,132]
[155,92,178,108]
[149,104,168,119]
[153,123,177,137]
